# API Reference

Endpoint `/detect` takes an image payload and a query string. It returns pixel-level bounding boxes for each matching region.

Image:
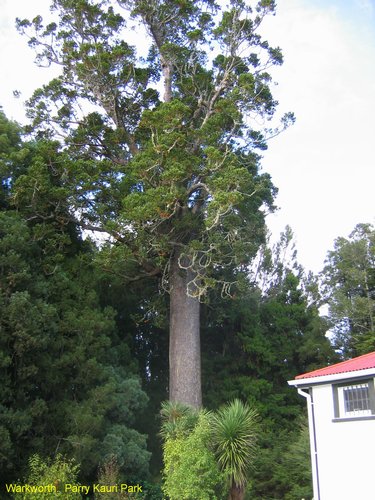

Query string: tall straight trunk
[169,251,202,409]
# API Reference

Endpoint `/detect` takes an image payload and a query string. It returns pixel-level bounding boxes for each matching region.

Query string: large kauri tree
[17,0,293,407]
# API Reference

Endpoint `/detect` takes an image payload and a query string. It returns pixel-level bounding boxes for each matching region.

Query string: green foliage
[15,0,293,425]
[322,223,375,357]
[0,123,150,483]
[200,229,335,497]
[202,267,334,425]
[15,0,293,413]
[0,207,150,481]
[95,455,164,499]
[161,400,260,499]
[159,400,199,439]
[212,400,259,492]
[0,110,28,209]
[248,417,312,500]
[279,419,312,500]
[12,454,80,499]
[0,107,333,499]
[15,0,288,300]
[162,410,226,500]
[250,425,311,500]
[101,423,150,479]
[5,3,333,498]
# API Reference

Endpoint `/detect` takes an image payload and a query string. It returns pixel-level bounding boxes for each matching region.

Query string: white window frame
[332,378,375,420]
[338,383,372,417]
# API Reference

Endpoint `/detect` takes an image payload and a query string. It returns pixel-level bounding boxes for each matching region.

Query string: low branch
[186,181,211,198]
[111,266,162,283]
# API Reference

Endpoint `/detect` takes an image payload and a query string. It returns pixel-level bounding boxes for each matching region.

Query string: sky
[0,0,374,274]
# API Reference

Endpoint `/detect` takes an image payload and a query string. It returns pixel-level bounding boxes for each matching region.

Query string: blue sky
[1,0,374,273]
[260,0,375,271]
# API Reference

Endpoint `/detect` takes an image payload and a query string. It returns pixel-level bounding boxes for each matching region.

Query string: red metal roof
[295,351,375,379]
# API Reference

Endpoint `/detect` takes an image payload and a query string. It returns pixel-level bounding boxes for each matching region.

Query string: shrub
[12,454,80,499]
[162,411,226,500]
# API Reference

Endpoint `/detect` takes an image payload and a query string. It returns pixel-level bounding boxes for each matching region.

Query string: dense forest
[1,0,374,498]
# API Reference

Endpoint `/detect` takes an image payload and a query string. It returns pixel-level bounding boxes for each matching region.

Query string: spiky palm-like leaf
[212,399,259,490]
[159,400,198,440]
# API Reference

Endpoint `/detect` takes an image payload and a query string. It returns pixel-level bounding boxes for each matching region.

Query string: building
[288,351,375,500]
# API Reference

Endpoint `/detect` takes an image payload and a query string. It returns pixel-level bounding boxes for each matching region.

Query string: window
[340,384,371,416]
[333,379,375,420]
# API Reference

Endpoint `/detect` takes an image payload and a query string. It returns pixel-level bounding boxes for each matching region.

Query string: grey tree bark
[169,250,202,409]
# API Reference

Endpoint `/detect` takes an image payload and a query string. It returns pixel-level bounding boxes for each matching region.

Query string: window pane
[343,384,370,414]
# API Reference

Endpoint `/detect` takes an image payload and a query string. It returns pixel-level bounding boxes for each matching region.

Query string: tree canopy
[0,112,150,484]
[322,223,374,357]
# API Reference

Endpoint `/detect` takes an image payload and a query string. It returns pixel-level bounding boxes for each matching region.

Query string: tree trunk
[169,250,202,409]
[228,484,245,500]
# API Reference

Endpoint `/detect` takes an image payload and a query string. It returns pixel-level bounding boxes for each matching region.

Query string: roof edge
[294,352,375,380]
[288,367,375,387]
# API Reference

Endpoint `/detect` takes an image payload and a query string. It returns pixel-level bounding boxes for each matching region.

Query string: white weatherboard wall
[311,382,375,500]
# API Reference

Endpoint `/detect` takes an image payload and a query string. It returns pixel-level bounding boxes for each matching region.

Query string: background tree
[322,223,374,357]
[202,228,334,415]
[0,109,28,209]
[17,0,294,407]
[0,114,150,484]
[200,228,335,498]
[272,418,313,500]
[96,269,169,475]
